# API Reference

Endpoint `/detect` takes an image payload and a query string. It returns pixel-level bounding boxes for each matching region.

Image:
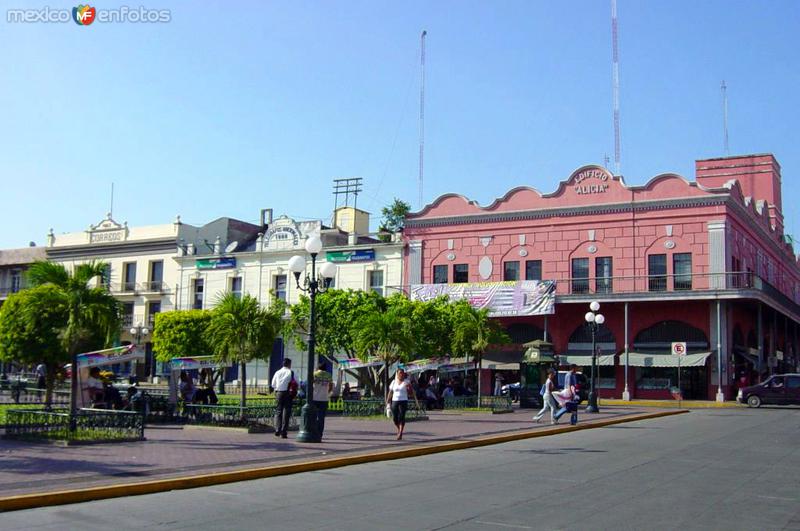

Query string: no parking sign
[671,342,687,357]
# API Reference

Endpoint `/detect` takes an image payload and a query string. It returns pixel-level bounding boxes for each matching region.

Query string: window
[122,302,134,327]
[503,261,520,281]
[673,253,692,290]
[648,254,667,291]
[731,256,742,288]
[525,260,542,281]
[369,270,384,296]
[101,264,111,289]
[787,377,800,390]
[433,265,448,284]
[123,262,137,292]
[148,302,161,327]
[274,275,287,302]
[453,264,469,283]
[10,270,21,293]
[231,276,242,299]
[595,257,613,293]
[149,260,164,291]
[571,258,589,294]
[192,278,204,309]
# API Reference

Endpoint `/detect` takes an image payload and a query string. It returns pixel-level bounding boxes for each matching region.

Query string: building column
[716,300,725,402]
[757,303,764,375]
[622,301,631,401]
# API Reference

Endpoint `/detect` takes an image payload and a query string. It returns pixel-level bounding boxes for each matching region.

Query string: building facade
[404,154,800,401]
[174,209,405,384]
[0,246,45,308]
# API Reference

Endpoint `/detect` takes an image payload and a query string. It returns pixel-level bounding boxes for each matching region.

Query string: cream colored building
[174,208,405,384]
[45,213,260,377]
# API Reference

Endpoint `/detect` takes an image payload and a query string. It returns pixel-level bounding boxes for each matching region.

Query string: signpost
[672,342,686,406]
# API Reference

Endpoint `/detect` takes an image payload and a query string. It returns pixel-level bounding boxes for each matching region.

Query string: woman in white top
[386,368,420,440]
[533,369,558,424]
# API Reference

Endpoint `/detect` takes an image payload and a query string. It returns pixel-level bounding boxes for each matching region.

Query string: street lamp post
[288,234,337,443]
[584,301,605,414]
[129,323,150,382]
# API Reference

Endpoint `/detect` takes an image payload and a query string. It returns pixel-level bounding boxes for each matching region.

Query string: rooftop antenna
[611,0,621,176]
[418,30,427,209]
[109,182,114,218]
[333,178,364,211]
[721,80,730,155]
[603,154,610,169]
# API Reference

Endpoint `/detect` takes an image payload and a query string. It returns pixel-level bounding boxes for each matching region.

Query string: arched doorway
[505,323,544,344]
[565,323,618,390]
[633,320,710,399]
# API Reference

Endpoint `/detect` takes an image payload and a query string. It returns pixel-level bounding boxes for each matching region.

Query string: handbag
[288,371,298,399]
[385,402,393,419]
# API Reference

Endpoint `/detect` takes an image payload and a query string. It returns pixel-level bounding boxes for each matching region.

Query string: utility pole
[419,30,427,209]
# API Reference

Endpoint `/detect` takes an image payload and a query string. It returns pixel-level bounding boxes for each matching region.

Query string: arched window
[505,323,544,344]
[732,325,745,348]
[567,323,617,354]
[633,320,709,353]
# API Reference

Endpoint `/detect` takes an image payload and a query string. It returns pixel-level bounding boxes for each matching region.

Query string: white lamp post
[584,302,604,413]
[288,234,337,442]
[129,323,150,382]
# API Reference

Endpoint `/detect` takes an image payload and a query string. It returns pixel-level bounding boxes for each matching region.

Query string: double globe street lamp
[129,323,149,382]
[584,301,605,413]
[288,234,337,443]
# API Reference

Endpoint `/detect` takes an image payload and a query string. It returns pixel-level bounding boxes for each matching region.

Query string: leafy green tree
[377,198,411,242]
[352,307,414,397]
[204,293,283,413]
[0,286,69,408]
[450,301,509,402]
[152,310,213,362]
[386,293,453,360]
[26,261,121,416]
[286,289,385,394]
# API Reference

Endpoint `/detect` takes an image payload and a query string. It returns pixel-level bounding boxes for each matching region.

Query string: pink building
[404,154,800,401]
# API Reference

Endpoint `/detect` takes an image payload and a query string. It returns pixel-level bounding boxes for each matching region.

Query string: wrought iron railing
[111,282,168,295]
[443,395,512,412]
[4,408,144,442]
[0,386,70,405]
[183,402,304,431]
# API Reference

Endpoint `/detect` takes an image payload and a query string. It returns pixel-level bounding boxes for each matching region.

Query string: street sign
[671,342,687,357]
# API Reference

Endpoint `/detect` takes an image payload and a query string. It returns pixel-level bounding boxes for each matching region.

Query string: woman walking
[533,369,558,424]
[387,368,420,440]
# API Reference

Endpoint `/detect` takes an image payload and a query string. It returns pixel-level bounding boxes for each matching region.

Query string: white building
[45,213,260,377]
[174,207,405,384]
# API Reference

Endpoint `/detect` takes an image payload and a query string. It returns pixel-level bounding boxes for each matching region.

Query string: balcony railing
[555,271,773,298]
[111,281,168,295]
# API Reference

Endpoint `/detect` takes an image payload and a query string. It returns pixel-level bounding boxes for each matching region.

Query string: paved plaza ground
[0,406,658,499]
[4,407,800,530]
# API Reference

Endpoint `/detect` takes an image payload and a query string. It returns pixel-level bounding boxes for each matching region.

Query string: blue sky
[1,0,799,248]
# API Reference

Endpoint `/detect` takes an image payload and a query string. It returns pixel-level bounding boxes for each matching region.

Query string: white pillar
[622,301,631,401]
[716,300,725,402]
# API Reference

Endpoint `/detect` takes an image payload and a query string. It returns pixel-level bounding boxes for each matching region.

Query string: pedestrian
[554,364,579,425]
[386,368,420,440]
[35,363,46,390]
[533,369,558,424]
[271,358,294,439]
[312,362,333,439]
[494,372,504,396]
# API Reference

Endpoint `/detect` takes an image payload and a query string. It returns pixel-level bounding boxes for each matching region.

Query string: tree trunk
[240,361,247,420]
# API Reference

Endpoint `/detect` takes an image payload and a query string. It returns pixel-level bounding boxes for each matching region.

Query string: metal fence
[0,386,70,406]
[183,402,303,432]
[4,408,145,443]
[443,395,513,413]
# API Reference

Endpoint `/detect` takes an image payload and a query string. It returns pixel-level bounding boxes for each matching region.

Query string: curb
[600,399,744,409]
[0,409,687,513]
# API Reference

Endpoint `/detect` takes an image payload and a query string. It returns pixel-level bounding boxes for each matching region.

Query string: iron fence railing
[442,395,512,412]
[111,282,168,295]
[4,408,144,442]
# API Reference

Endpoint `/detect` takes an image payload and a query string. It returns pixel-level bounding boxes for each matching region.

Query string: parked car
[737,374,800,407]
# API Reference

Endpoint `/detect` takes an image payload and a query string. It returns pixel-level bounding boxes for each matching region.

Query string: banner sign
[336,358,384,370]
[326,249,375,263]
[438,362,476,373]
[405,357,450,373]
[77,345,140,368]
[410,280,556,317]
[170,356,228,371]
[196,257,236,270]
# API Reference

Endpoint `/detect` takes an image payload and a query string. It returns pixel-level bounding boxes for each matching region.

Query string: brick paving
[0,407,654,497]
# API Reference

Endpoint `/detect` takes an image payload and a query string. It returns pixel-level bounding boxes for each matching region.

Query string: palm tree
[204,293,282,416]
[352,309,414,398]
[26,261,121,417]
[452,303,506,406]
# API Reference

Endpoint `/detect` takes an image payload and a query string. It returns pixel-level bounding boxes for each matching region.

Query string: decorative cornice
[405,196,729,229]
[46,239,177,259]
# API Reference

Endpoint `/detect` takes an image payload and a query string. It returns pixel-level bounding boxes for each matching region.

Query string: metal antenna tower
[333,178,363,211]
[418,30,427,208]
[611,0,621,175]
[721,80,730,155]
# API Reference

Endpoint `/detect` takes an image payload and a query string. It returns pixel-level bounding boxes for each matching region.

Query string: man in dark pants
[312,362,333,439]
[271,359,294,438]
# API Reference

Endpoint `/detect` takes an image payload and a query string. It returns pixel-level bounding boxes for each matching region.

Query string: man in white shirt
[271,359,294,438]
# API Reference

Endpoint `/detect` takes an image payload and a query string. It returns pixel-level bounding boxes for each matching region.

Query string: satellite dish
[224,241,239,254]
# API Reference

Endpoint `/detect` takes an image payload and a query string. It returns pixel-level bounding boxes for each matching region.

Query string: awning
[480,350,523,370]
[627,352,712,368]
[558,354,616,367]
[733,347,759,366]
